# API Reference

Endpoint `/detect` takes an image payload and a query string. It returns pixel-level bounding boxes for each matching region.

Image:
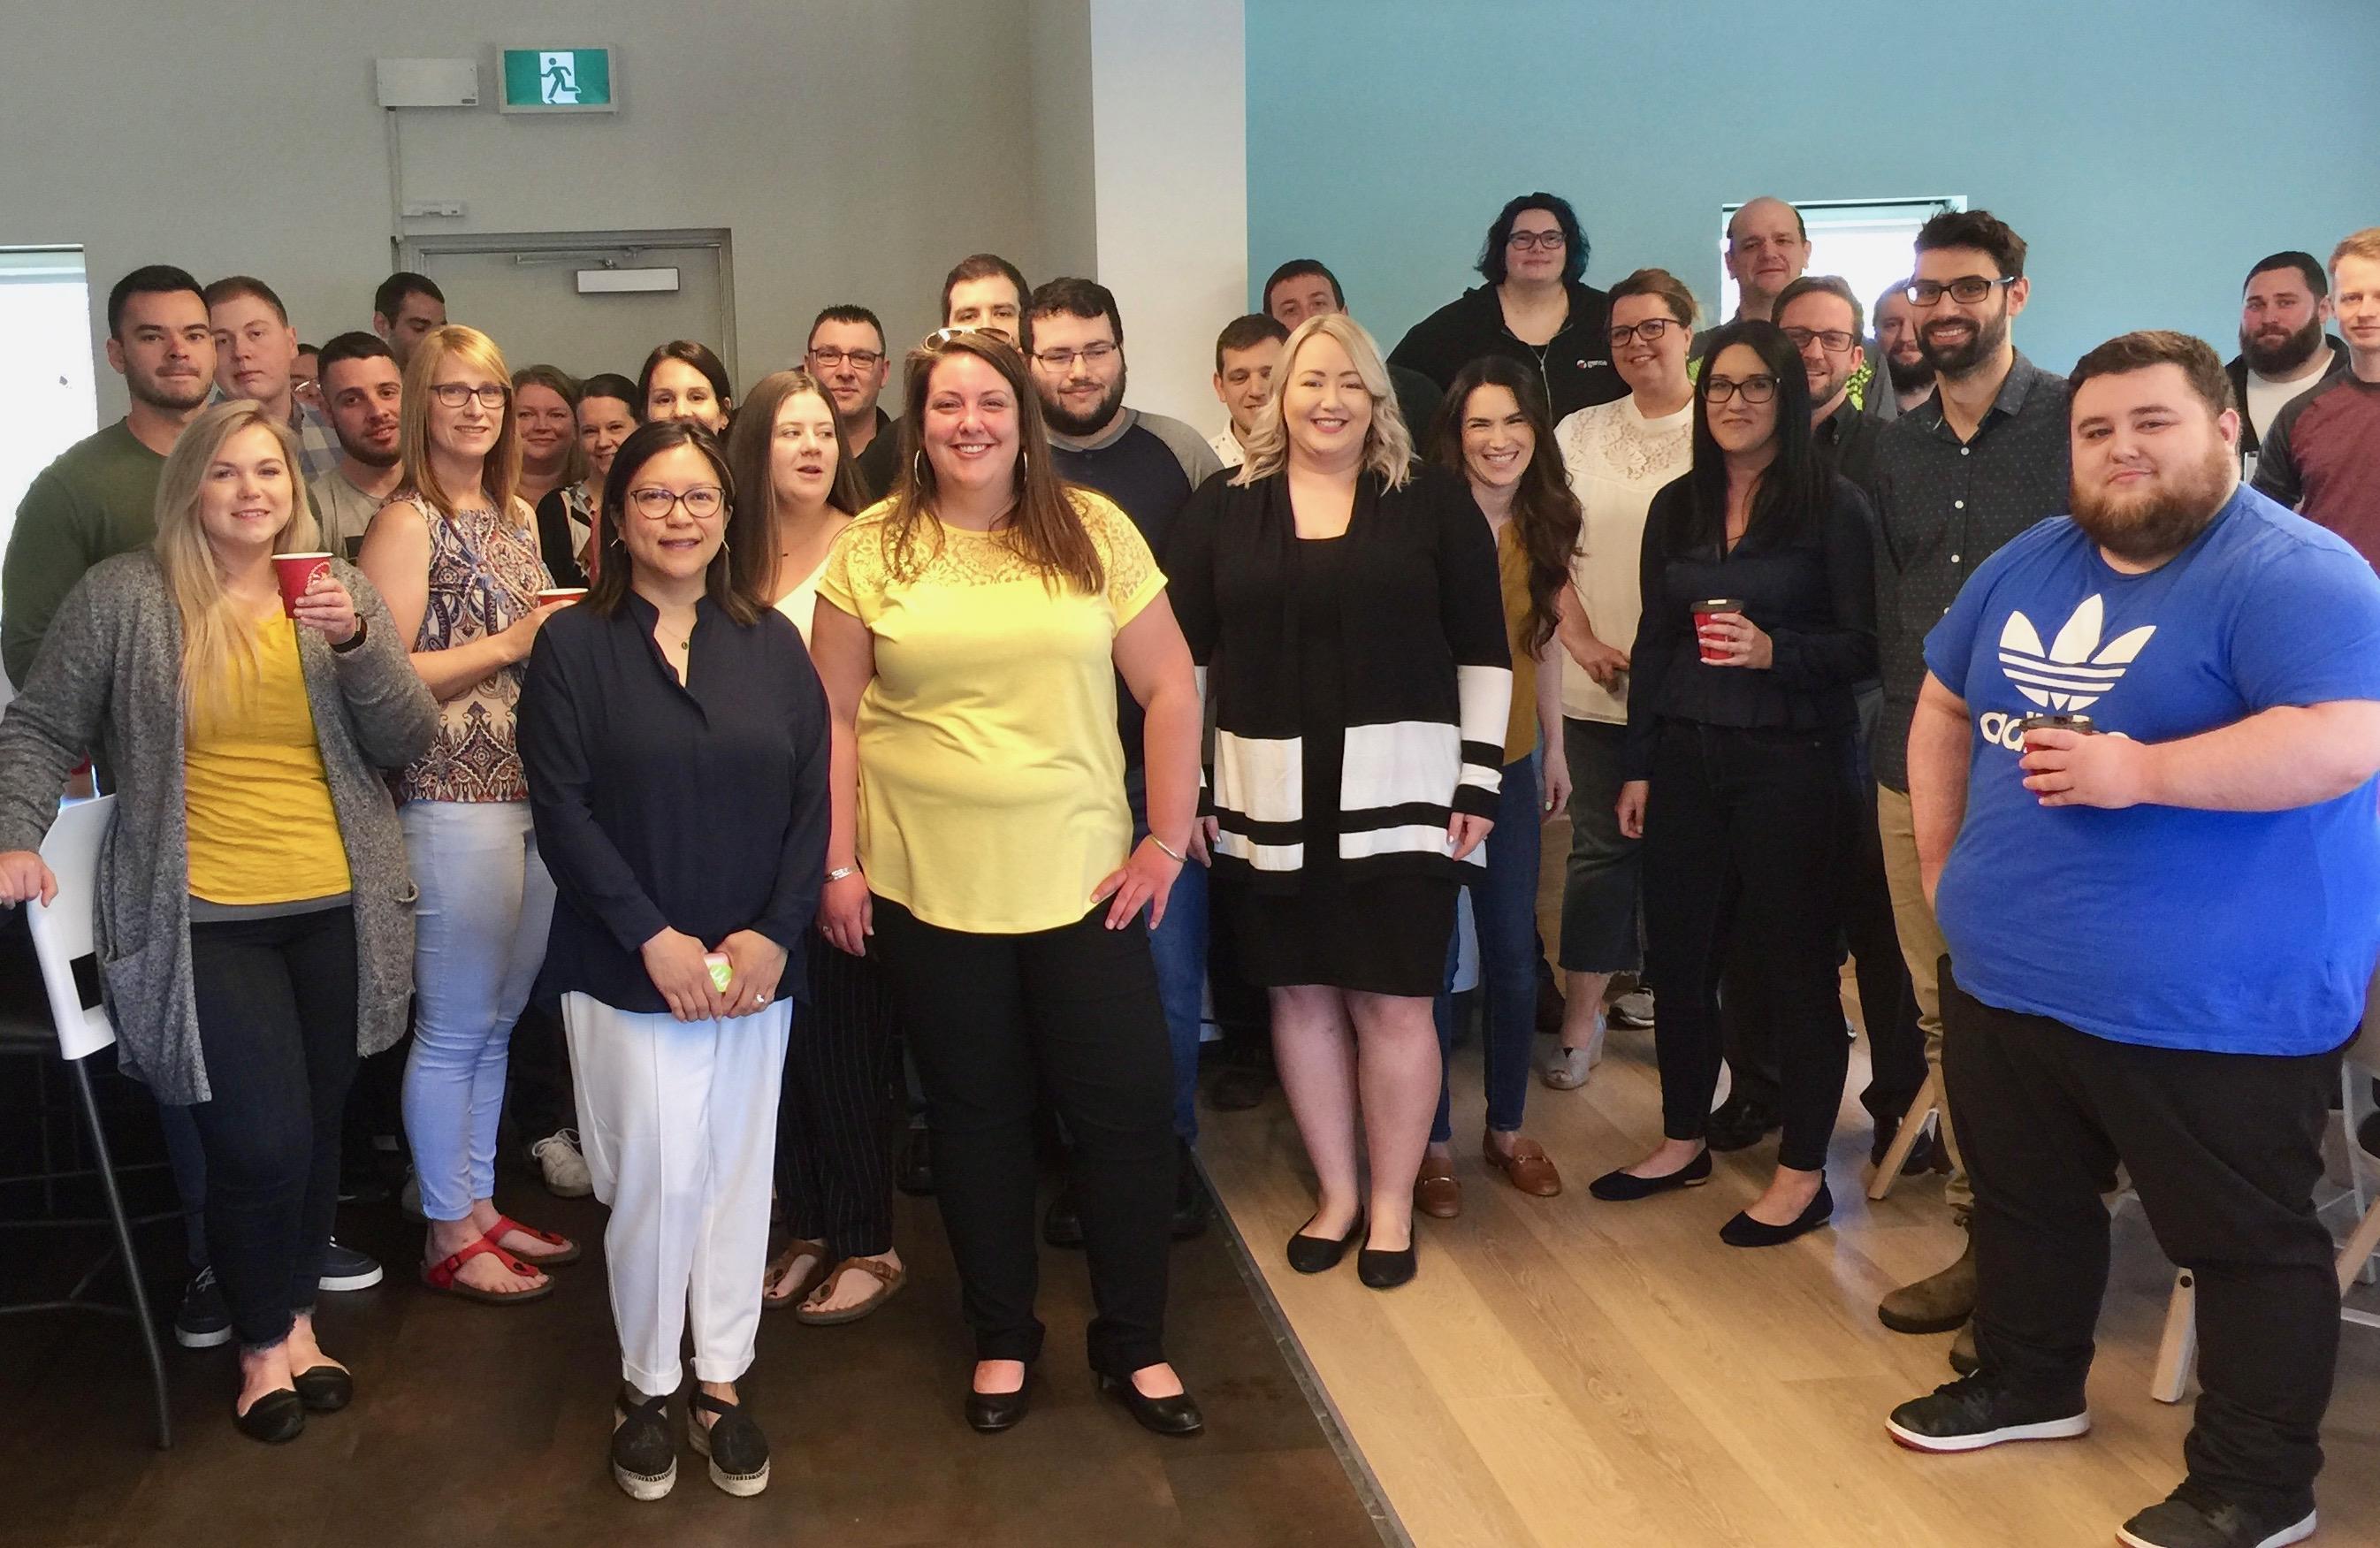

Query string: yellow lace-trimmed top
[184,614,352,904]
[818,489,1165,934]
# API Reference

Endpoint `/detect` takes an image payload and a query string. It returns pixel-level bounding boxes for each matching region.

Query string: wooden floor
[1201,818,2380,1548]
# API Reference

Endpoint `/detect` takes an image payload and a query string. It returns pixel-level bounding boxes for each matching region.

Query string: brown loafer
[1484,1134,1562,1197]
[1413,1155,1462,1219]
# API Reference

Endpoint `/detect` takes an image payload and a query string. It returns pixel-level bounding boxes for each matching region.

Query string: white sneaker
[532,1129,593,1198]
[1609,990,1655,1028]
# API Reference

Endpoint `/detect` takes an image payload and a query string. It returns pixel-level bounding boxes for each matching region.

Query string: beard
[1918,305,2010,380]
[2239,315,2324,377]
[2070,438,2233,563]
[127,362,210,413]
[1041,366,1128,438]
[335,423,400,468]
[1885,351,1935,393]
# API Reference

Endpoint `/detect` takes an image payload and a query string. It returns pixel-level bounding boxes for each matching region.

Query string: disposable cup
[272,553,334,616]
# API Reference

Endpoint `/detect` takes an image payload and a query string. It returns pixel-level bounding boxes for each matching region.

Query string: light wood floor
[1201,818,2380,1548]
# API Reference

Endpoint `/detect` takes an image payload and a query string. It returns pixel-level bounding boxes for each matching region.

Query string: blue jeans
[1133,803,1209,1143]
[400,800,557,1222]
[1433,754,1542,1140]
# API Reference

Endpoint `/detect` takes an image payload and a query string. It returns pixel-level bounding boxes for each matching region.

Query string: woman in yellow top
[810,330,1206,1437]
[0,401,435,1442]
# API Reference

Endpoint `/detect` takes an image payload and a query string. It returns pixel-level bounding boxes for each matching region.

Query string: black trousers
[1945,976,2342,1515]
[1642,722,1852,1172]
[182,906,360,1350]
[504,996,575,1143]
[775,933,896,1261]
[871,899,1175,1376]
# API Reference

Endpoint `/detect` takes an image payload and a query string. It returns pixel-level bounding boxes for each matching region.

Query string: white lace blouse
[1555,394,1696,724]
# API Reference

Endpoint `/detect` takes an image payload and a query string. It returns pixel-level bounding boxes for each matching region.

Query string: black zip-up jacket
[1389,279,1627,421]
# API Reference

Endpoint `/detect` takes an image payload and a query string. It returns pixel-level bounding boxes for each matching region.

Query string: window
[1716,197,1965,328]
[0,248,97,568]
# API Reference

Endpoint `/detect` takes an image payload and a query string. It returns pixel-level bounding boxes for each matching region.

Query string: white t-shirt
[774,554,829,646]
[1208,427,1246,470]
[2246,363,2330,446]
[1555,394,1695,723]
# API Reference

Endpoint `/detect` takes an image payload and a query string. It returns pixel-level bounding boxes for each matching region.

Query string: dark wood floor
[0,1090,1385,1548]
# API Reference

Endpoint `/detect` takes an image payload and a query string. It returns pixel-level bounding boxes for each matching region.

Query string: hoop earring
[913,449,929,487]
[1018,450,1029,482]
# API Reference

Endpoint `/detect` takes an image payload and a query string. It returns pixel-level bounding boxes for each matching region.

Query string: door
[407,230,736,385]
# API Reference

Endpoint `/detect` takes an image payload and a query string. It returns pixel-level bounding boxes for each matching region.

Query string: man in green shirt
[1,264,213,687]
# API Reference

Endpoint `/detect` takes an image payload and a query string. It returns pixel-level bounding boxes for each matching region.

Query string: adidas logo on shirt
[1975,596,2155,751]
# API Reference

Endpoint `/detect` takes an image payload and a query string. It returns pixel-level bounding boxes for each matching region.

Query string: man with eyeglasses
[1866,211,2072,1366]
[804,304,898,503]
[1021,277,1223,1249]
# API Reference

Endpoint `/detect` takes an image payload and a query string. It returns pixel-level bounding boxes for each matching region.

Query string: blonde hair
[398,324,525,526]
[153,400,322,714]
[1234,313,1413,489]
[2332,227,2380,272]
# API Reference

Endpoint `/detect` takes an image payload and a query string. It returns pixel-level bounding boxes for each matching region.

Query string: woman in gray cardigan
[0,402,435,1443]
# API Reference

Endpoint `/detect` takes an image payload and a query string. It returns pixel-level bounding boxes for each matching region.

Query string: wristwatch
[331,614,368,653]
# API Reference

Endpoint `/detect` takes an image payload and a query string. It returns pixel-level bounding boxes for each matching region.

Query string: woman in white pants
[518,418,830,1501]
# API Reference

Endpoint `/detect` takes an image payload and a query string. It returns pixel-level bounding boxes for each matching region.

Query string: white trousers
[562,992,790,1394]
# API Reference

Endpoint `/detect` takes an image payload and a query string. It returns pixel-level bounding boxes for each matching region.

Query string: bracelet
[824,865,858,884]
[330,614,368,654]
[1148,835,1186,865]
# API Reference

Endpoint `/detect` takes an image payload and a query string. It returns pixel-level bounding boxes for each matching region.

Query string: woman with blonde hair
[1169,313,1512,1291]
[359,324,578,1303]
[0,401,435,1440]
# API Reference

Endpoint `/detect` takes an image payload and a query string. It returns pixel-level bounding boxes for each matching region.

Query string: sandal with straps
[762,1238,828,1308]
[486,1212,581,1266]
[793,1255,907,1326]
[419,1235,553,1304]
[688,1388,770,1496]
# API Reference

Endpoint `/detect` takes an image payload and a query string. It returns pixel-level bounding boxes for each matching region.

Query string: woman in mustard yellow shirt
[810,330,1206,1438]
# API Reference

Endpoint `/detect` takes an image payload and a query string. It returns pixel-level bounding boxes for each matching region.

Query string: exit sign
[500,48,615,113]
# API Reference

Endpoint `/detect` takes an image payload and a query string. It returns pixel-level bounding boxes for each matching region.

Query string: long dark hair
[587,419,759,626]
[1429,356,1579,652]
[1675,319,1825,557]
[881,329,1102,595]
[724,369,866,606]
[637,339,735,425]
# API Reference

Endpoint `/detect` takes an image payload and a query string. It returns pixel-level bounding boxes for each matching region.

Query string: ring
[757,993,770,1005]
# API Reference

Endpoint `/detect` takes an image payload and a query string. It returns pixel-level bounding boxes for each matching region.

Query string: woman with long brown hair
[808,330,1207,1436]
[1411,355,1580,1216]
[0,401,434,1439]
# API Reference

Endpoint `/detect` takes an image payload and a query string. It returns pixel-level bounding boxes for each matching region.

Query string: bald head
[1725,196,1812,321]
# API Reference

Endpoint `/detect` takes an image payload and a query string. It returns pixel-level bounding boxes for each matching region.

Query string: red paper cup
[536,587,588,607]
[272,553,333,616]
[1692,597,1745,664]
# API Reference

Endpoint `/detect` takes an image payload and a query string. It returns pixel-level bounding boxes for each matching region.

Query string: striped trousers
[774,934,897,1260]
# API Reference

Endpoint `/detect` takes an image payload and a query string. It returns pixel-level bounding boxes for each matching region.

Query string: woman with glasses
[359,324,578,1303]
[558,372,640,581]
[1591,319,1876,1248]
[521,419,828,1499]
[1543,269,1700,1087]
[1389,192,1626,421]
[641,340,735,433]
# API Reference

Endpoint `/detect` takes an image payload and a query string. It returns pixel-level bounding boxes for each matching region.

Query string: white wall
[0,0,1096,418]
[1087,0,1247,432]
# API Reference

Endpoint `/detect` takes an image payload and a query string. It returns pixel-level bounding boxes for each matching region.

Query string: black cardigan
[1388,279,1627,421]
[1167,461,1512,891]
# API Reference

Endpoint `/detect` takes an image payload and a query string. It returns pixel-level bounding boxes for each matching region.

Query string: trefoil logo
[1997,595,2154,713]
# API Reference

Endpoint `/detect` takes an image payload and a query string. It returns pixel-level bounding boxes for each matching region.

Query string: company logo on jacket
[1976,595,2155,751]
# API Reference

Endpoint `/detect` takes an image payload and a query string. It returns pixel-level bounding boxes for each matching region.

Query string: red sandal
[420,1236,554,1304]
[486,1213,582,1267]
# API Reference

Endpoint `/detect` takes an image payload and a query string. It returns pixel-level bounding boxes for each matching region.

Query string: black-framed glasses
[1906,275,2018,306]
[1608,317,1680,347]
[1507,230,1567,251]
[806,347,883,370]
[625,484,727,522]
[1033,343,1118,371]
[430,382,509,409]
[1703,374,1780,404]
[1782,326,1858,355]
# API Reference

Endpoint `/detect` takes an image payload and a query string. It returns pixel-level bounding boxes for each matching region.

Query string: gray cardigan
[0,553,436,1102]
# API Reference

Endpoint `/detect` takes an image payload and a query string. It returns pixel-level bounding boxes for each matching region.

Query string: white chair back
[25,795,117,1061]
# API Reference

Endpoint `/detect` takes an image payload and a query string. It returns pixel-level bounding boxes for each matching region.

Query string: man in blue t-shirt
[1883,332,2380,1548]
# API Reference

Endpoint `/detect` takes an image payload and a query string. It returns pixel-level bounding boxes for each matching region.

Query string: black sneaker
[317,1238,385,1292]
[1042,1186,1085,1249]
[611,1390,676,1502]
[2117,1483,2316,1548]
[1885,1373,2089,1453]
[1705,1094,1781,1152]
[174,1268,232,1349]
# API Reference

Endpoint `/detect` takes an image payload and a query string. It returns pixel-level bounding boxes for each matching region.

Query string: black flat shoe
[965,1374,1033,1434]
[1285,1210,1364,1274]
[1720,1180,1834,1247]
[292,1363,353,1414]
[1356,1238,1417,1290]
[1096,1371,1205,1437]
[1587,1148,1712,1201]
[233,1386,306,1444]
[688,1389,770,1497]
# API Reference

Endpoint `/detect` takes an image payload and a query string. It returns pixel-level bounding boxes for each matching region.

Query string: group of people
[2,188,2377,1548]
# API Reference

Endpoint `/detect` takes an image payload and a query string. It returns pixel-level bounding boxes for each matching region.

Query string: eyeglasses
[1703,374,1780,404]
[1905,275,2018,307]
[1507,231,1567,252]
[1782,326,1858,355]
[430,383,509,409]
[624,484,727,522]
[1608,317,1680,347]
[807,347,883,370]
[1033,343,1118,371]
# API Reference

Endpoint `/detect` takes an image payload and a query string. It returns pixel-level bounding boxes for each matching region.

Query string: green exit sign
[500,48,615,113]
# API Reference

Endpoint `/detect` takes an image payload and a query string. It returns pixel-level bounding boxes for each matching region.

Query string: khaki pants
[1875,785,1971,1215]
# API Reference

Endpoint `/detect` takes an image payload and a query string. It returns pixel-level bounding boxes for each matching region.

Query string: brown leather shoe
[1414,1155,1462,1219]
[1878,1234,1976,1334]
[1483,1134,1562,1197]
